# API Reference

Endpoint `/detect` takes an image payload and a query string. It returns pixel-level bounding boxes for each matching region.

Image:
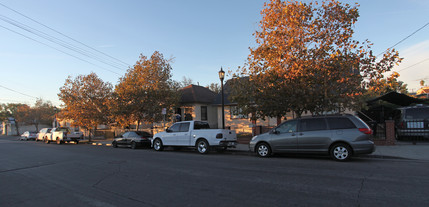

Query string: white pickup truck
[44,127,83,144]
[152,121,237,154]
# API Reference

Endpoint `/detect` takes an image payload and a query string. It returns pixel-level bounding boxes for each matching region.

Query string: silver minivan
[249,114,375,161]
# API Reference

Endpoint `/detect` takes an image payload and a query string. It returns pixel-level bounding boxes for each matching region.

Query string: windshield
[57,128,70,132]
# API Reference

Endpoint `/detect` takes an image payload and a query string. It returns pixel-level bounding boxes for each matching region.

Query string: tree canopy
[112,51,180,128]
[58,72,113,138]
[231,0,402,118]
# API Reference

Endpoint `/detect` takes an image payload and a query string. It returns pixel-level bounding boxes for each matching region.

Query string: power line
[0,15,127,71]
[0,24,122,76]
[398,57,429,72]
[0,84,37,99]
[377,21,429,57]
[0,2,130,67]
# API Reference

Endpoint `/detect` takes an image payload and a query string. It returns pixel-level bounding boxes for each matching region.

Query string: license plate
[407,122,424,128]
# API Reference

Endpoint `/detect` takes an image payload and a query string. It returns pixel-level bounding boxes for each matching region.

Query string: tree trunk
[15,121,20,135]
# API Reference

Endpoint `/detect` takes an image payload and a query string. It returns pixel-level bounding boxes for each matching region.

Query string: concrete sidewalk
[89,139,429,161]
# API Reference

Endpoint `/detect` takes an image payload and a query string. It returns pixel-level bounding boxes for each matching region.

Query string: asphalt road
[1,136,429,207]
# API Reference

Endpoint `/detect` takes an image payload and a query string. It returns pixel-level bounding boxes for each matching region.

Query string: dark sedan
[112,131,152,149]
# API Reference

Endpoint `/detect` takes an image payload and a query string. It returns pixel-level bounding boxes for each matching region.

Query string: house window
[201,106,208,121]
[230,106,248,119]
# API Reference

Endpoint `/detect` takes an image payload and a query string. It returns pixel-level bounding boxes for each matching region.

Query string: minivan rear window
[404,108,429,120]
[327,117,356,129]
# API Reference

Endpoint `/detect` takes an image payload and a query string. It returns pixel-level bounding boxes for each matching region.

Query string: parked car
[20,131,38,141]
[36,128,52,142]
[112,131,152,149]
[395,105,429,140]
[152,121,237,154]
[44,127,83,144]
[249,114,375,161]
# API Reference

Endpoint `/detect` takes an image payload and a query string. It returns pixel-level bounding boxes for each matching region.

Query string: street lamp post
[219,67,225,129]
[53,106,57,128]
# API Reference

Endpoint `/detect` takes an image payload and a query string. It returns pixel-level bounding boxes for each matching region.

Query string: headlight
[251,136,258,141]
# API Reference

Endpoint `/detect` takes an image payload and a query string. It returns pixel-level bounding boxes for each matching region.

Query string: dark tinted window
[327,117,356,129]
[194,121,210,130]
[179,123,190,132]
[299,118,327,131]
[276,120,298,133]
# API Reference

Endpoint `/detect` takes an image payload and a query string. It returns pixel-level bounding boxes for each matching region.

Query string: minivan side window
[327,117,356,129]
[299,118,327,131]
[276,120,298,133]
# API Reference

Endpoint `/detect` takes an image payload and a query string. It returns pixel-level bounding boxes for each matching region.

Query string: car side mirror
[166,128,172,133]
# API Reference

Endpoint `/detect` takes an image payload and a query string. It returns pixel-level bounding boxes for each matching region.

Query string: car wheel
[196,139,209,154]
[256,142,271,157]
[131,141,137,149]
[153,139,164,151]
[112,141,118,148]
[75,141,79,144]
[56,138,62,145]
[330,143,352,161]
[44,138,50,144]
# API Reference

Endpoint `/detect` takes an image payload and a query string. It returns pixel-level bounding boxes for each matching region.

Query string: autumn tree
[179,76,194,88]
[0,103,28,135]
[58,72,113,141]
[26,99,56,131]
[112,51,180,129]
[366,72,408,98]
[231,0,402,118]
[207,83,221,94]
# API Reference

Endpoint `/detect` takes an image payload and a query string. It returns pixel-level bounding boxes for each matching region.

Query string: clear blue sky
[1,0,428,107]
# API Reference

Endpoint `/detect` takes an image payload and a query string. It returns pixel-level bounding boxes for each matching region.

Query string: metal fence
[372,122,386,140]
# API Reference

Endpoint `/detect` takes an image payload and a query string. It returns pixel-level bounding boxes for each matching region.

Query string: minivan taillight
[359,128,372,135]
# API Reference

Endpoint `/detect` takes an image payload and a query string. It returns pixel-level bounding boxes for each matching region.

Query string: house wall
[217,106,280,133]
[178,103,218,129]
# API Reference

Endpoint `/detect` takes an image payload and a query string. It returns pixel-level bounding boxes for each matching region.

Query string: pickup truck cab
[44,127,83,144]
[152,121,237,154]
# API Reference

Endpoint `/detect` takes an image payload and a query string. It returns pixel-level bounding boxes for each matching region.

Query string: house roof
[180,84,216,104]
[368,91,425,106]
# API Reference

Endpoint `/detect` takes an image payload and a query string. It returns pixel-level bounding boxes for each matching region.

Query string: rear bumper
[352,141,376,155]
[219,141,237,148]
[397,129,429,138]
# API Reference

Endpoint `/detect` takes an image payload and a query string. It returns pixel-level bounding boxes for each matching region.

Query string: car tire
[112,141,118,148]
[56,138,62,145]
[256,142,271,157]
[131,141,137,149]
[44,137,50,144]
[153,139,164,151]
[196,139,209,154]
[75,141,79,144]
[330,143,352,161]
